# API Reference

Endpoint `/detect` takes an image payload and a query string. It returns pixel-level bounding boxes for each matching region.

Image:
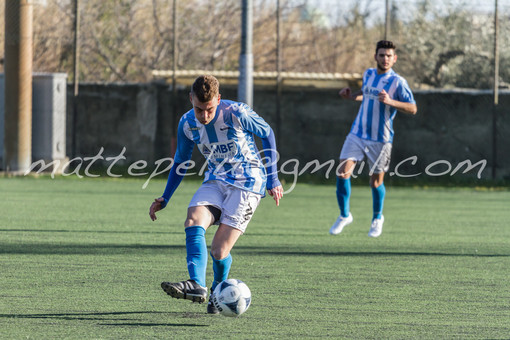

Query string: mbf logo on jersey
[363,86,380,100]
[199,141,238,159]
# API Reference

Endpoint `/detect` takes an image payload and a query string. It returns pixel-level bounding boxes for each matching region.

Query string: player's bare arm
[339,87,363,101]
[149,197,165,221]
[378,89,417,115]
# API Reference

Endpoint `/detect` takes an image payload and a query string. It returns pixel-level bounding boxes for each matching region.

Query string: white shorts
[339,134,392,174]
[188,180,262,233]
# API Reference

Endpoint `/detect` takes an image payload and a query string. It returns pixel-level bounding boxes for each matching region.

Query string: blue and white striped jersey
[350,68,415,143]
[175,100,271,195]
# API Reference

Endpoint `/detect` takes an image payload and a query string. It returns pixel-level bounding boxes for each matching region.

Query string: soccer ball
[212,279,251,317]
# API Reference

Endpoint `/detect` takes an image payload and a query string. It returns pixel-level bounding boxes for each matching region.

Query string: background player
[149,75,283,313]
[330,40,417,238]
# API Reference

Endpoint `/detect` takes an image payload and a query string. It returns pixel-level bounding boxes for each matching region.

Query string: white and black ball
[212,279,251,317]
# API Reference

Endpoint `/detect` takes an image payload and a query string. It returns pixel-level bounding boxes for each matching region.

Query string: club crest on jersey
[199,141,238,159]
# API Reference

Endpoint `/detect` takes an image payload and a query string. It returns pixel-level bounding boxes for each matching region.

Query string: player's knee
[370,178,383,188]
[210,247,229,261]
[337,166,353,179]
[338,173,351,180]
[184,218,200,228]
[184,208,207,228]
[337,159,355,179]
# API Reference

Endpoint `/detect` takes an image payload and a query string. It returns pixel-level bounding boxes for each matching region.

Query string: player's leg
[368,172,386,237]
[210,185,260,290]
[330,134,363,235]
[336,158,356,218]
[210,224,241,288]
[367,142,392,237]
[370,172,386,220]
[161,205,217,303]
[207,183,261,313]
[183,206,218,288]
[206,224,241,314]
[161,182,222,303]
[330,163,355,235]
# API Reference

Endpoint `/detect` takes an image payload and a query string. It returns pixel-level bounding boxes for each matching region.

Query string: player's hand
[339,87,352,100]
[268,185,283,206]
[378,89,393,105]
[149,197,165,221]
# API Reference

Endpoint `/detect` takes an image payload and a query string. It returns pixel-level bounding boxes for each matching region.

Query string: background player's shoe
[207,292,220,314]
[368,215,384,237]
[161,280,207,303]
[329,213,353,235]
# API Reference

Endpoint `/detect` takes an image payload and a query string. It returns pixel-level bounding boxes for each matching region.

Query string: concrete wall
[67,83,159,163]
[66,83,510,181]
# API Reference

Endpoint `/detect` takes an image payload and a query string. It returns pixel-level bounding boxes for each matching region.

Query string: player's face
[190,93,221,125]
[374,48,397,73]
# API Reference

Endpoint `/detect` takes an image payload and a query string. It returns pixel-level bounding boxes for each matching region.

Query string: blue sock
[336,177,351,218]
[372,183,386,220]
[185,226,208,288]
[211,253,232,292]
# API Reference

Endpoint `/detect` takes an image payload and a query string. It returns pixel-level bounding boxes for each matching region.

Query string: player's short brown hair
[376,40,396,53]
[191,75,220,102]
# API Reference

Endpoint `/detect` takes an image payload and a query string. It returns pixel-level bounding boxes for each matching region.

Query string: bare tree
[2,0,506,88]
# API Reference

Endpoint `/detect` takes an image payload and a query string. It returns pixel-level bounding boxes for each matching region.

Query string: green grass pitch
[1,176,509,339]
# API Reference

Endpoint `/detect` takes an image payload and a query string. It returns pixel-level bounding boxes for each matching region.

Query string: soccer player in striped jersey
[149,75,283,313]
[329,40,417,238]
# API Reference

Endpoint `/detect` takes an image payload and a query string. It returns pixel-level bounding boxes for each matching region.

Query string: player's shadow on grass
[0,228,181,235]
[1,242,508,257]
[0,311,208,327]
[234,247,510,257]
[0,242,186,255]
